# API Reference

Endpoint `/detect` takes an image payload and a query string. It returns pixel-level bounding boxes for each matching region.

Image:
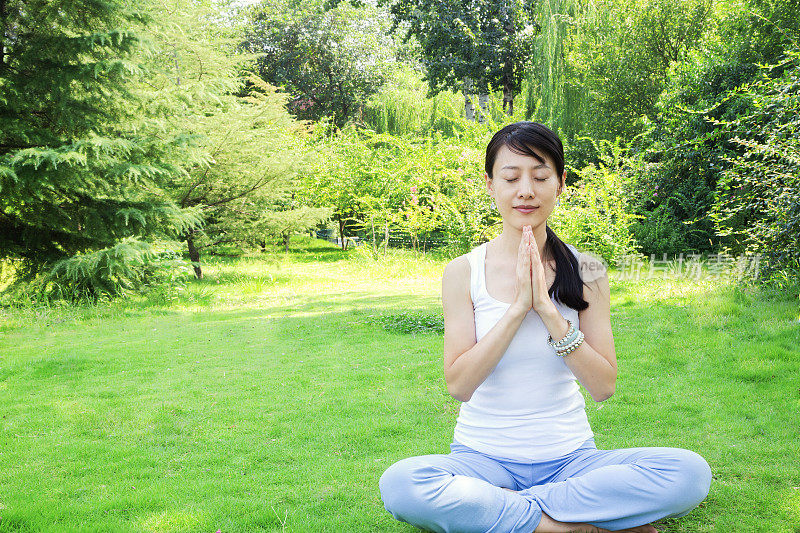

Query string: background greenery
[2,0,799,301]
[2,0,799,529]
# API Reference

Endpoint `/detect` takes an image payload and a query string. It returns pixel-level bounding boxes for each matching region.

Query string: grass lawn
[1,238,799,532]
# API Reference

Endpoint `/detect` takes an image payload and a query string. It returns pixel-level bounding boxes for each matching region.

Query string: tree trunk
[383,222,389,258]
[338,216,347,250]
[503,82,514,115]
[463,77,476,121]
[283,232,290,252]
[187,235,202,279]
[477,94,490,123]
[370,215,377,256]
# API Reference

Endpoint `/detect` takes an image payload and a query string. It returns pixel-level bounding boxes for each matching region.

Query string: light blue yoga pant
[379,437,712,532]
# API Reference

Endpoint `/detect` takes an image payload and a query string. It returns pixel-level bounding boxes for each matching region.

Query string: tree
[624,0,800,257]
[382,0,537,119]
[300,129,391,250]
[258,205,334,252]
[240,0,395,127]
[527,0,712,141]
[138,0,314,279]
[169,76,311,278]
[0,0,203,288]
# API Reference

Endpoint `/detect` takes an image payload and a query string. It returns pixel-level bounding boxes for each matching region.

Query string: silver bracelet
[547,319,576,348]
[556,330,585,357]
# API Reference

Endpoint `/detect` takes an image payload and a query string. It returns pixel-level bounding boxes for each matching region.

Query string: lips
[514,206,538,213]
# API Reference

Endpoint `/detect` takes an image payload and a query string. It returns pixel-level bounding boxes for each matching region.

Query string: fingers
[518,235,531,278]
[514,227,532,312]
[522,225,539,264]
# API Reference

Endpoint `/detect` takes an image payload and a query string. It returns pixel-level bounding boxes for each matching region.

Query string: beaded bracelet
[547,320,576,348]
[547,319,585,357]
[555,330,584,357]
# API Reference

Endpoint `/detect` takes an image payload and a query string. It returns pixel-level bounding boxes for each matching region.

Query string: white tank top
[452,241,594,461]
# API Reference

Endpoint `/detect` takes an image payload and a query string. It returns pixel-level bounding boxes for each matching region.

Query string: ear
[484,172,493,195]
[558,170,567,195]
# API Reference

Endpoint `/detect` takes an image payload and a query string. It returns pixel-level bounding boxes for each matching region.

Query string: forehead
[493,144,554,173]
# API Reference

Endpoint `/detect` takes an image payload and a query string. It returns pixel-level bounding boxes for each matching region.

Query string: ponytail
[545,225,589,312]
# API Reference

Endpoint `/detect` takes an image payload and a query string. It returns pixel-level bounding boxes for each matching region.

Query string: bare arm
[442,238,534,402]
[537,254,617,402]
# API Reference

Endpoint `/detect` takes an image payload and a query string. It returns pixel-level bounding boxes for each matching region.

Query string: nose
[518,176,535,198]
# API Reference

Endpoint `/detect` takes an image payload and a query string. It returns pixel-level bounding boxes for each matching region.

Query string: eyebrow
[500,163,549,170]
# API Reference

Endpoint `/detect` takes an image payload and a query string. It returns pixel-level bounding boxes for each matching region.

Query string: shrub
[0,240,192,304]
[710,49,800,286]
[375,311,444,334]
[550,139,641,264]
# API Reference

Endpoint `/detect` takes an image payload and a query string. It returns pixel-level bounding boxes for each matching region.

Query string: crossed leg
[379,448,542,532]
[518,445,712,531]
[379,444,711,532]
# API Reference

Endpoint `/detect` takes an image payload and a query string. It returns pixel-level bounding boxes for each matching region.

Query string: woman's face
[485,144,565,230]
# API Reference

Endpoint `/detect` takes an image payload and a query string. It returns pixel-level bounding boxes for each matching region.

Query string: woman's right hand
[511,228,533,316]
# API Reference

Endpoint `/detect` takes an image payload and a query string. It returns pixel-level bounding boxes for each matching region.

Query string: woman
[378,122,712,533]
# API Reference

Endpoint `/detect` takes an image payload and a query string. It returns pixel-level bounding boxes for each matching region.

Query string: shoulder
[565,244,608,284]
[441,253,474,319]
[442,253,471,291]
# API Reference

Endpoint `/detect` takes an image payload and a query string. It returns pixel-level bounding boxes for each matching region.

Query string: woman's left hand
[523,225,553,313]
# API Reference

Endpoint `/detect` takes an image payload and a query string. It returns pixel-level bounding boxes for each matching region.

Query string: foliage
[259,205,334,251]
[709,49,800,282]
[240,0,396,127]
[529,0,712,142]
[1,239,193,303]
[525,0,588,136]
[381,0,537,115]
[170,76,310,276]
[550,139,641,264]
[135,0,313,278]
[300,128,401,251]
[301,126,495,254]
[0,0,204,280]
[360,65,467,136]
[375,310,444,334]
[625,0,800,258]
[584,0,711,141]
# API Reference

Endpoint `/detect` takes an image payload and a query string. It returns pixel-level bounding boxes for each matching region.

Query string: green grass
[0,238,799,532]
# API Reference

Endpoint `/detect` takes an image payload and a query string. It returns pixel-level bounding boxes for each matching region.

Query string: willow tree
[524,0,593,137]
[527,0,711,141]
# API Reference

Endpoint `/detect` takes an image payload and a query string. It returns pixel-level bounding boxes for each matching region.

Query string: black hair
[485,121,589,312]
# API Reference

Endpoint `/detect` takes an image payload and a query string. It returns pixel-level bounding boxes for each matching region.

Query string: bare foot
[616,526,658,533]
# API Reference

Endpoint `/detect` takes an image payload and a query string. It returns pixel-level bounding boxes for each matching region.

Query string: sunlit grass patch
[0,238,798,531]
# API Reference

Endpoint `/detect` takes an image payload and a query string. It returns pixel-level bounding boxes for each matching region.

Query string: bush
[375,311,444,334]
[710,49,800,285]
[629,203,688,257]
[550,139,641,264]
[0,240,193,305]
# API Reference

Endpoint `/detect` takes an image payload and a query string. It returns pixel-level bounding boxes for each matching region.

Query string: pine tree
[0,0,203,286]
